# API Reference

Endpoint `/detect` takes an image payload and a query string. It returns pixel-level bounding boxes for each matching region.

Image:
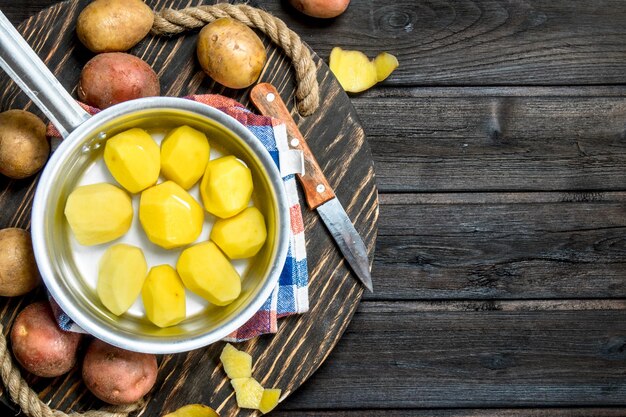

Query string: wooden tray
[0,0,378,415]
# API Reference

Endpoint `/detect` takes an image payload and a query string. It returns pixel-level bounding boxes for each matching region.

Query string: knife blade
[250,83,373,292]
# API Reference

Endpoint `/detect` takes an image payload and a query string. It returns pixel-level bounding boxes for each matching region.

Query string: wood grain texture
[0,0,377,416]
[283,301,626,408]
[368,191,626,300]
[7,1,626,86]
[272,409,626,417]
[3,0,626,415]
[358,86,626,193]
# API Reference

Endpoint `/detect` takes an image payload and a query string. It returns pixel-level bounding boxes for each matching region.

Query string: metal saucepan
[0,12,289,353]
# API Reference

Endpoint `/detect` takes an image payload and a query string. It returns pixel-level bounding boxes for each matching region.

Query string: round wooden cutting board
[0,0,378,415]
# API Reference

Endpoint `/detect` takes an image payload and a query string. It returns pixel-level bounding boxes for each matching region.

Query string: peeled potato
[163,404,220,417]
[200,155,253,219]
[142,265,186,328]
[98,244,147,316]
[0,110,48,179]
[76,0,154,53]
[177,241,241,306]
[197,18,267,89]
[210,207,267,259]
[139,181,204,249]
[160,125,210,189]
[104,127,160,193]
[64,183,133,246]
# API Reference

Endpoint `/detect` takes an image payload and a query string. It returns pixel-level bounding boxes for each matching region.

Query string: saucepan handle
[0,11,89,138]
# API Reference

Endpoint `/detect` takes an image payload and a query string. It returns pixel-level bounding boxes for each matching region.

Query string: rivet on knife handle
[250,83,335,210]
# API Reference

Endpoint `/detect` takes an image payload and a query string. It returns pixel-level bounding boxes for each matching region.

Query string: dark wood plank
[273,409,626,417]
[7,1,626,86]
[0,1,378,416]
[368,191,626,300]
[281,300,626,409]
[357,86,626,193]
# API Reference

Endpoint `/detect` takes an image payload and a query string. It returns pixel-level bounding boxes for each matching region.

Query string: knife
[250,83,373,292]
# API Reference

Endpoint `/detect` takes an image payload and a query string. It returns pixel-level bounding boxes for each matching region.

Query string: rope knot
[151,3,320,116]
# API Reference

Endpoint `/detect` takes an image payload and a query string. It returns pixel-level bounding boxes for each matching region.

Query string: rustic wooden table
[3,1,626,416]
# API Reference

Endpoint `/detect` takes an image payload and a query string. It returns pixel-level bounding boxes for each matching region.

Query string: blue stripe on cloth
[276,285,296,314]
[294,258,308,287]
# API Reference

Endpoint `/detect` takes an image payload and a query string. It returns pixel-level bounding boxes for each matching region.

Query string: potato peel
[329,47,398,93]
[374,52,399,82]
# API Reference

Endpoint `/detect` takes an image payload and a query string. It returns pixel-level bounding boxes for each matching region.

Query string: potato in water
[177,241,241,306]
[65,183,133,246]
[139,181,204,249]
[142,265,186,328]
[98,243,147,316]
[104,127,160,193]
[161,125,210,190]
[200,155,253,219]
[210,207,267,259]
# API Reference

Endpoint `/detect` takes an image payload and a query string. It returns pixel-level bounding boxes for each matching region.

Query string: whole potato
[196,18,267,89]
[0,110,48,179]
[76,0,154,53]
[78,52,160,109]
[0,228,40,296]
[82,339,158,405]
[11,301,83,377]
[289,0,350,18]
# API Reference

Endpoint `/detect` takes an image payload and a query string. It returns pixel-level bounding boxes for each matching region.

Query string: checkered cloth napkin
[47,95,309,342]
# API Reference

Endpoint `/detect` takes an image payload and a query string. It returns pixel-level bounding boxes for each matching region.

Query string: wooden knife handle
[250,83,335,209]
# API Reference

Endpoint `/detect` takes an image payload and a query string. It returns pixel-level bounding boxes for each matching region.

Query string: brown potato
[76,0,154,53]
[196,18,267,89]
[0,110,48,179]
[82,339,157,405]
[10,301,83,377]
[289,0,350,18]
[0,228,40,296]
[78,52,160,109]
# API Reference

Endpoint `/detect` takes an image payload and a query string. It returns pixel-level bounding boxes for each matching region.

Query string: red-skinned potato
[82,339,158,405]
[78,52,160,109]
[289,0,350,18]
[10,301,83,377]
